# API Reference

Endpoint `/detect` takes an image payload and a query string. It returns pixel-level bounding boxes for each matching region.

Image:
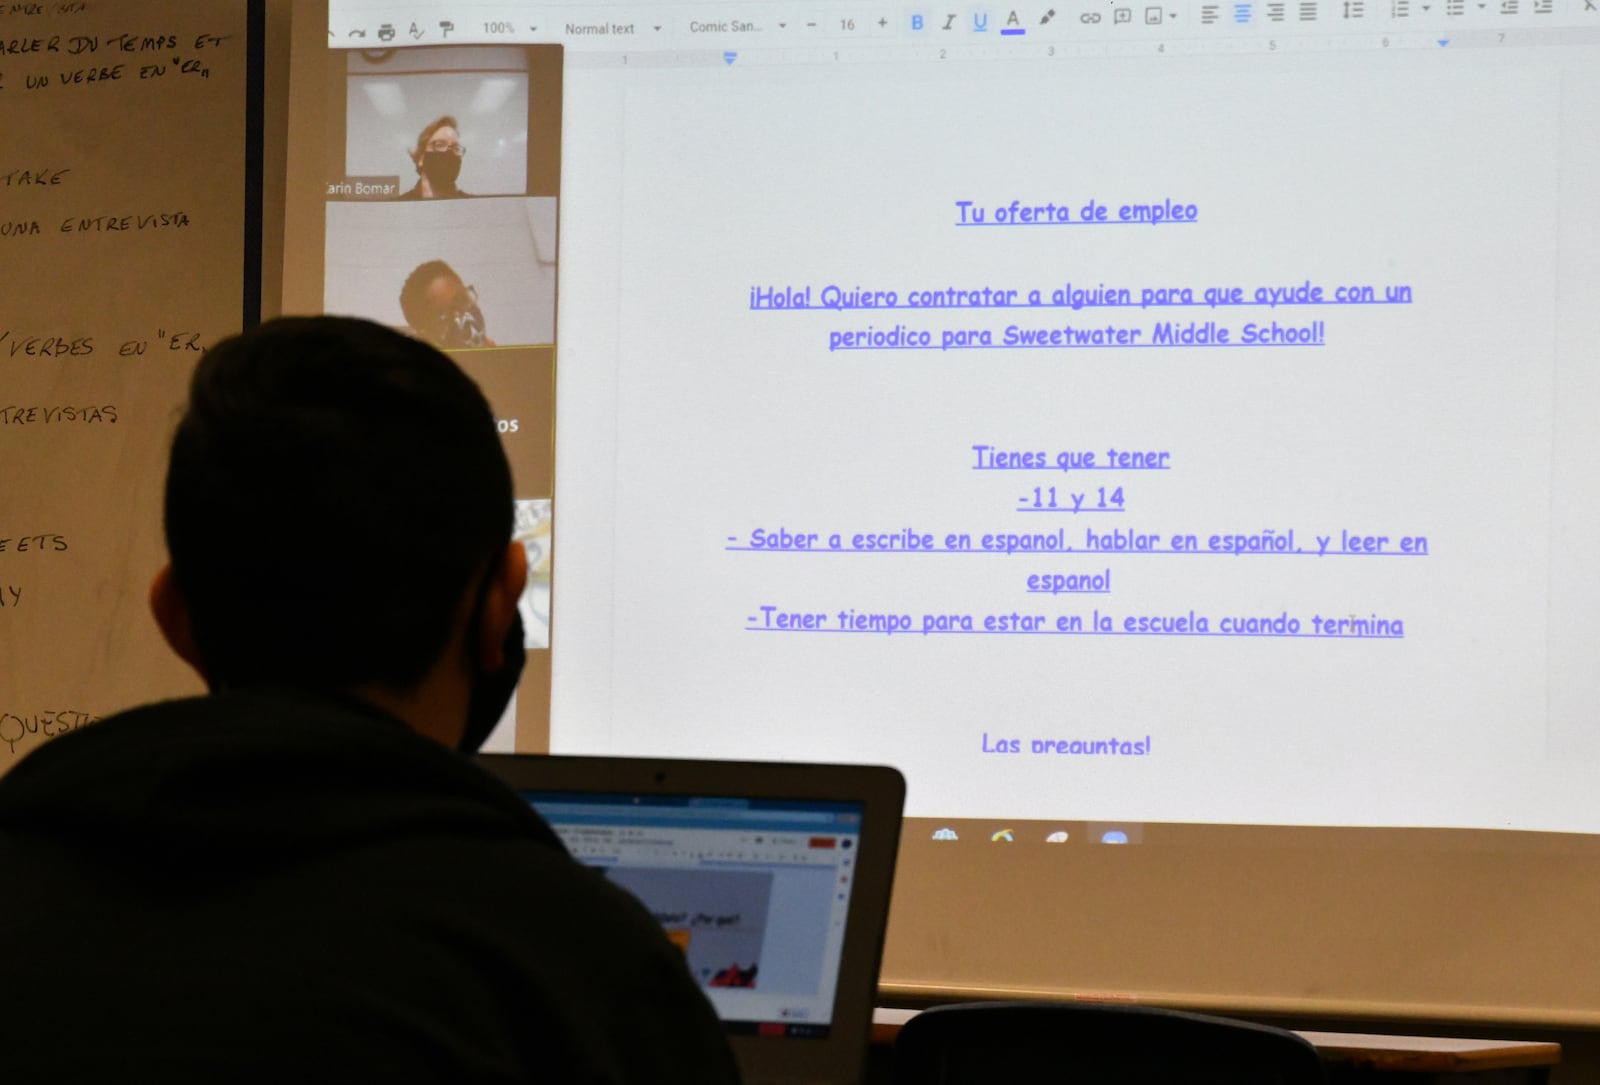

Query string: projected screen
[308,2,1600,834]
[292,0,1600,1020]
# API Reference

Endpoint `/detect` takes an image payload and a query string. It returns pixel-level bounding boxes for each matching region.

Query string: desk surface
[1297,1031,1561,1074]
[871,1009,1562,1074]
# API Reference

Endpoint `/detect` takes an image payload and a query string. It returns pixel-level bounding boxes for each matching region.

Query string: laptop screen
[521,790,865,1038]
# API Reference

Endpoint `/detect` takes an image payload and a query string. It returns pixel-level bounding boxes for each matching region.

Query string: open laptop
[479,755,904,1085]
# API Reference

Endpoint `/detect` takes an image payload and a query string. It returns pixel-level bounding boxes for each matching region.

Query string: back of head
[164,315,512,693]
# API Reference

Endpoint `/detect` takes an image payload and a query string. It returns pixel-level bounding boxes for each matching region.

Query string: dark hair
[399,259,462,338]
[163,315,512,692]
[413,114,460,159]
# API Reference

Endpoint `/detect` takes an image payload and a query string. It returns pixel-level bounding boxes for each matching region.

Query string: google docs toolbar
[329,0,1600,49]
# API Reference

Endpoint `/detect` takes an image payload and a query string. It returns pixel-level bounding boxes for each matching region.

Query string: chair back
[893,1001,1328,1084]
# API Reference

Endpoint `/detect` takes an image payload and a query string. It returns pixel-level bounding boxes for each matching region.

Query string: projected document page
[327,2,1600,832]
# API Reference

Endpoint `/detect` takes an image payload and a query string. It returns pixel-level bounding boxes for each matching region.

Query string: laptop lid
[479,755,904,1085]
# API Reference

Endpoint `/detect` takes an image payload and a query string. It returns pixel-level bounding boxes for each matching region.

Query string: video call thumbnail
[322,44,561,351]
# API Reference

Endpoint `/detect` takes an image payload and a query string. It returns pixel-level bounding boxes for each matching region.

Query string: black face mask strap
[458,551,527,754]
[461,553,502,676]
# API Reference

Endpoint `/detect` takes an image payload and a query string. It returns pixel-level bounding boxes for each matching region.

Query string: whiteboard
[0,0,260,770]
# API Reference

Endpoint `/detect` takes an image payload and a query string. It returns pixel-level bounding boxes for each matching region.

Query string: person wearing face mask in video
[400,258,498,349]
[396,114,471,200]
[0,317,742,1085]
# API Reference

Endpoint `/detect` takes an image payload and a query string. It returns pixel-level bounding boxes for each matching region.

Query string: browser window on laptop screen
[522,791,865,1038]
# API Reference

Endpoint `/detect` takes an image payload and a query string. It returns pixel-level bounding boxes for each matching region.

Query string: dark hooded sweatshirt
[0,689,741,1085]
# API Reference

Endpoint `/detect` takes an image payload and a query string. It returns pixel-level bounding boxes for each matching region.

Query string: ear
[149,564,208,679]
[475,541,528,670]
